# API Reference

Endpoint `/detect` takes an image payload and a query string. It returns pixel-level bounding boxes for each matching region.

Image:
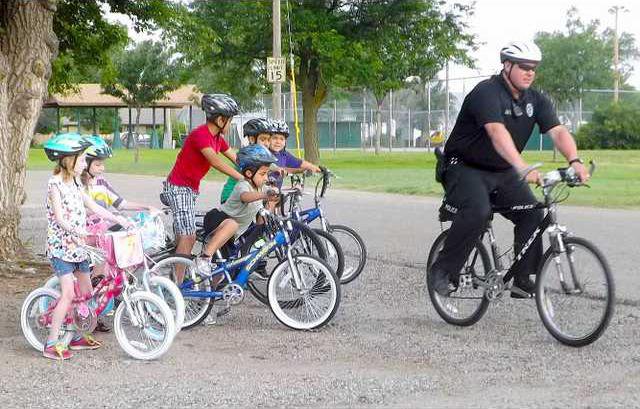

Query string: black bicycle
[426,161,615,347]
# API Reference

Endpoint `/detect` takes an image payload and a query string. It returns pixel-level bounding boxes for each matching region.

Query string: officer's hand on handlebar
[525,170,543,186]
[518,163,543,186]
[571,161,590,183]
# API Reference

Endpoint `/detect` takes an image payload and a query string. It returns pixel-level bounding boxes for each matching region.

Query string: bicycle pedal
[509,286,534,299]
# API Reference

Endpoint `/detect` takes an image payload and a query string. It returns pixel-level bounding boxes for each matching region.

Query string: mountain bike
[426,161,614,347]
[279,167,367,284]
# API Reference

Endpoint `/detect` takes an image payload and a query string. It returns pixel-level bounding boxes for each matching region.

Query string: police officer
[430,41,589,297]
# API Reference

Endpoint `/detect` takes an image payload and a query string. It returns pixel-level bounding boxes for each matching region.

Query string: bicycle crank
[222,284,245,305]
[484,272,506,301]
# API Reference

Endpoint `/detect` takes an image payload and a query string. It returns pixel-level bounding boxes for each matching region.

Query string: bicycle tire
[327,224,367,284]
[113,291,175,360]
[426,229,491,326]
[268,254,341,330]
[312,228,345,279]
[150,255,214,330]
[535,236,615,347]
[245,220,327,305]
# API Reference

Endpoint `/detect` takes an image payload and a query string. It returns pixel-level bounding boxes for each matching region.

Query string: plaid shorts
[160,181,199,235]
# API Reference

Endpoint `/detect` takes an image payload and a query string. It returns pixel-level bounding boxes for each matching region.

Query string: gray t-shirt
[221,180,263,237]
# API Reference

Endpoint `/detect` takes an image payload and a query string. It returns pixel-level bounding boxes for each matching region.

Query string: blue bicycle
[152,209,341,330]
[279,167,367,284]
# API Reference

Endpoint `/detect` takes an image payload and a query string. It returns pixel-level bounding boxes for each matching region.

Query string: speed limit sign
[267,57,286,83]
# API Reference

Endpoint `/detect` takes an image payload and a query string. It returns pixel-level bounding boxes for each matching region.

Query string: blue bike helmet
[85,135,113,160]
[270,119,290,138]
[237,144,277,174]
[43,133,91,162]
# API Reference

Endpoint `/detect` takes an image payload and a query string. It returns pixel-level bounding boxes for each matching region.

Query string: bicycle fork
[549,227,583,294]
[285,247,307,293]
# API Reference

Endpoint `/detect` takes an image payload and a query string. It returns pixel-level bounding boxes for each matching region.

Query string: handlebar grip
[518,163,543,181]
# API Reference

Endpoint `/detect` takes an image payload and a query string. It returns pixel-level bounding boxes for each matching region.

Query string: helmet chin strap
[503,63,525,96]
[86,159,96,178]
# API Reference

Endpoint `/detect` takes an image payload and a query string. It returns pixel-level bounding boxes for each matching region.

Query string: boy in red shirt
[160,94,244,283]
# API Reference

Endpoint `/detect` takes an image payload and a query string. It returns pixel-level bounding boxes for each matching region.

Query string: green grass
[27,148,640,208]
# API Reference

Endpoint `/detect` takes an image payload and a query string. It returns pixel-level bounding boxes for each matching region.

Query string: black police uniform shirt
[445,74,560,171]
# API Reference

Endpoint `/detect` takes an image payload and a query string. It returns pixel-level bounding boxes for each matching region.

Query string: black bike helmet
[270,119,290,138]
[237,144,277,174]
[201,93,240,121]
[243,117,273,138]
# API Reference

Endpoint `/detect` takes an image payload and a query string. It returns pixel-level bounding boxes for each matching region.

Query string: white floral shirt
[45,175,88,262]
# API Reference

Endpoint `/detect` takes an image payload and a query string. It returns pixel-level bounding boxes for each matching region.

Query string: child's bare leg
[199,219,238,286]
[75,270,92,296]
[175,234,196,283]
[47,274,75,344]
[202,219,239,258]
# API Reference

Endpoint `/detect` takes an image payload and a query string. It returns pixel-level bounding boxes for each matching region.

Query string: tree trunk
[134,106,141,163]
[299,55,327,164]
[0,1,57,260]
[374,99,383,155]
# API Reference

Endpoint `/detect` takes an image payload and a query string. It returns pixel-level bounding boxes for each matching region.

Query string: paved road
[1,171,638,408]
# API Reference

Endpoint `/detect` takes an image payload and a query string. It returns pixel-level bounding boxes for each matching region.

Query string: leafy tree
[351,1,473,153]
[0,0,173,260]
[102,40,184,162]
[534,7,639,111]
[168,0,474,162]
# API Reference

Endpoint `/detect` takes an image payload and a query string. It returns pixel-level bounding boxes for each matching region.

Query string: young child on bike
[219,117,274,204]
[81,135,158,332]
[160,94,244,283]
[42,133,130,360]
[196,144,279,275]
[268,120,320,188]
[82,135,158,214]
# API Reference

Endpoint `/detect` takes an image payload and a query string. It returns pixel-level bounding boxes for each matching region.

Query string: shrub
[576,102,640,149]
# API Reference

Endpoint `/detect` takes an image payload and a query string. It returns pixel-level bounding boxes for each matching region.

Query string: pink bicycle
[20,229,176,360]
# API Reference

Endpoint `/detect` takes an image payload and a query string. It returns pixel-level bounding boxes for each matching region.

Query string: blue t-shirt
[270,149,302,188]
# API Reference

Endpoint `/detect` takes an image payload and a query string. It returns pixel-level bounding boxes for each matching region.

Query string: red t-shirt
[167,124,230,192]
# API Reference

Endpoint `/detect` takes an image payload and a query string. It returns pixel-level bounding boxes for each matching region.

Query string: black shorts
[203,209,232,235]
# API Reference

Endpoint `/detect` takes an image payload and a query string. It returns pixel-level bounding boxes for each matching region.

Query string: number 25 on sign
[267,57,286,83]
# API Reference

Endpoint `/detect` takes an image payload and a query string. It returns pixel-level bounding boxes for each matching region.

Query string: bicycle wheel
[288,220,328,260]
[327,224,367,284]
[113,291,175,360]
[21,287,60,351]
[247,271,270,306]
[150,255,214,330]
[244,221,327,305]
[426,230,491,326]
[148,276,185,335]
[536,236,615,347]
[268,255,340,330]
[313,228,345,279]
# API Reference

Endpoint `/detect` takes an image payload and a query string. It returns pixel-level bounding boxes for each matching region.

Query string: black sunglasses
[517,63,538,72]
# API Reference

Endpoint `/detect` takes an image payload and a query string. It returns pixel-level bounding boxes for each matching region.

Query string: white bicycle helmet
[500,41,542,64]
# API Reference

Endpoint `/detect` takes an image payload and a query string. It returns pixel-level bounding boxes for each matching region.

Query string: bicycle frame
[481,204,556,285]
[179,228,302,300]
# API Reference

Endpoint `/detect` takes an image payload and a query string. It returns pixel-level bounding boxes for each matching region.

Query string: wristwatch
[568,158,583,165]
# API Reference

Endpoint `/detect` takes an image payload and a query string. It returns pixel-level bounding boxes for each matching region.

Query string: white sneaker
[195,256,212,277]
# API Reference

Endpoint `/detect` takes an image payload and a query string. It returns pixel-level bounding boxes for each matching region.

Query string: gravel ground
[1,171,639,408]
